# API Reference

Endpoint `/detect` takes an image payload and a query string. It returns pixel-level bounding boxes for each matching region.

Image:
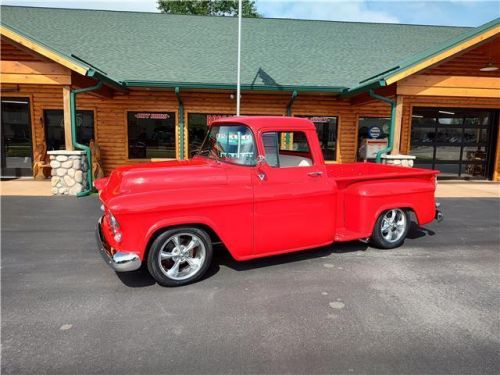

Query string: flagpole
[236,0,242,116]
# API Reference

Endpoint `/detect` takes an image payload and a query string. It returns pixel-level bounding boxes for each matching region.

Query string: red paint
[96,116,438,262]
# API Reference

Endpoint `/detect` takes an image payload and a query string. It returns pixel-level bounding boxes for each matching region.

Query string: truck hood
[96,158,227,202]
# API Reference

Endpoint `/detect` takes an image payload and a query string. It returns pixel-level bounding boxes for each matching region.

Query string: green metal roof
[1,5,483,92]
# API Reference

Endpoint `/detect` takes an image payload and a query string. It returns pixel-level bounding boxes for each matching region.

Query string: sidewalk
[436,181,500,198]
[1,179,52,196]
[1,179,499,198]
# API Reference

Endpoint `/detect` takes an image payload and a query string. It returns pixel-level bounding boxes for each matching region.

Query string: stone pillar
[381,154,416,168]
[48,150,88,196]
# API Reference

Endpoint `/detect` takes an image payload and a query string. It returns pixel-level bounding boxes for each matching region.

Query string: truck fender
[142,216,228,257]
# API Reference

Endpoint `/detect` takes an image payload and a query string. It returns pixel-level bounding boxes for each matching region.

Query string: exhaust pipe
[435,202,443,222]
[435,210,444,222]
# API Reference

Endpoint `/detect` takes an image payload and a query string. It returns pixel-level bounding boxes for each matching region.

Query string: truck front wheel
[370,208,409,249]
[147,227,213,287]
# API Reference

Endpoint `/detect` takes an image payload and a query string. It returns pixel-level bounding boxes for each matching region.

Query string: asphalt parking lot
[1,196,499,374]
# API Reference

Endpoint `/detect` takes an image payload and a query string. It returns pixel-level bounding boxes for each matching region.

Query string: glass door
[411,108,497,180]
[1,98,33,178]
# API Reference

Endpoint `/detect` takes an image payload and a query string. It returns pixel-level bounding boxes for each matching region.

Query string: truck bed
[326,162,438,186]
[326,163,439,242]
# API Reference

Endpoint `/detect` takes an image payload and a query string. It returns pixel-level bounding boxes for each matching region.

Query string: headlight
[108,211,122,243]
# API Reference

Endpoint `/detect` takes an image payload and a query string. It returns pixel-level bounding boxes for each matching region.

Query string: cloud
[256,0,400,23]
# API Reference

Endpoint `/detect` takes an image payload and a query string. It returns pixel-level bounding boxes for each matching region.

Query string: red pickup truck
[96,116,442,286]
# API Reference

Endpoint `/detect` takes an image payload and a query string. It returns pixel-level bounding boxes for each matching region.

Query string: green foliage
[157,0,261,17]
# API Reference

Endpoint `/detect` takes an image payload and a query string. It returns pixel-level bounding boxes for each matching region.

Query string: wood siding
[1,60,71,85]
[1,36,43,61]
[397,75,500,98]
[424,35,500,77]
[0,83,397,173]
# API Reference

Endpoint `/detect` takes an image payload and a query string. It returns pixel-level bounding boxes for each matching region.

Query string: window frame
[125,109,178,161]
[294,114,339,162]
[260,129,316,168]
[43,108,96,151]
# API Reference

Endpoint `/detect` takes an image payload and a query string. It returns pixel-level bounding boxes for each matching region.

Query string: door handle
[307,171,323,177]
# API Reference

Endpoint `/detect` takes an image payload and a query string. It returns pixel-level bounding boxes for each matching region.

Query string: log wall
[2,82,498,179]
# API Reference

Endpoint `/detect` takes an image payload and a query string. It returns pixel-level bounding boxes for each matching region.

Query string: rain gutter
[286,90,298,116]
[70,81,103,196]
[368,89,396,163]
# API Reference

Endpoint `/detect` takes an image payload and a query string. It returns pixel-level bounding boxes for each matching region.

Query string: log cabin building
[1,6,499,189]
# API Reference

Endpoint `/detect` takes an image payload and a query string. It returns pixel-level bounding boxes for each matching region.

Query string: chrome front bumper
[96,217,141,272]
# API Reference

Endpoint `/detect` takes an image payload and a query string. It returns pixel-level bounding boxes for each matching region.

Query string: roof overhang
[124,80,347,93]
[0,23,126,91]
[344,17,500,97]
[0,24,88,75]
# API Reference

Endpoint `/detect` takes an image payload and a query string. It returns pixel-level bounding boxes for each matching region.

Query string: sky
[2,0,499,27]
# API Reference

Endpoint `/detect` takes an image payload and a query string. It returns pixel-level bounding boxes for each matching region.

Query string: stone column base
[381,154,416,167]
[48,150,88,196]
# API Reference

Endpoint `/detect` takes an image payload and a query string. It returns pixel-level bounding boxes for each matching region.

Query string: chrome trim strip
[96,217,141,272]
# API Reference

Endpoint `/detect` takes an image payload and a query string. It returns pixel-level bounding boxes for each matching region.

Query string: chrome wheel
[380,209,407,243]
[157,232,206,281]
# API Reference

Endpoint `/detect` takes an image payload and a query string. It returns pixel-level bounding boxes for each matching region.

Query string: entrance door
[1,98,33,178]
[411,108,498,180]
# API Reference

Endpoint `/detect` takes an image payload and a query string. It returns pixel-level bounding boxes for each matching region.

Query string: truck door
[253,129,336,255]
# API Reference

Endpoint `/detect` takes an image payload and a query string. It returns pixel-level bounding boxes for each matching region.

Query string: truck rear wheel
[147,227,213,287]
[370,208,409,249]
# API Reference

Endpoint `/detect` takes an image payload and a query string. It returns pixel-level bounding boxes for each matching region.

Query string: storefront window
[187,113,233,156]
[127,112,176,159]
[410,108,496,179]
[44,110,94,151]
[357,117,390,161]
[300,116,337,161]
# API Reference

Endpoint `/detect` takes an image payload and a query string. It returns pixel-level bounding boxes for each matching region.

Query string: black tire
[370,208,410,249]
[147,227,213,287]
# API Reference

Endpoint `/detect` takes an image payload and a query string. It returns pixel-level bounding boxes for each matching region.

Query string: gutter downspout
[368,89,396,163]
[285,90,298,149]
[70,81,103,197]
[286,90,298,116]
[175,87,185,159]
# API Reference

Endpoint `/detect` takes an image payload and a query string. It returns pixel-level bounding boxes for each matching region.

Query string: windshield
[197,125,256,166]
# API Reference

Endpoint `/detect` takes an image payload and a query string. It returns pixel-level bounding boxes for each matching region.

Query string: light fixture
[480,62,499,72]
[412,114,424,118]
[438,110,455,115]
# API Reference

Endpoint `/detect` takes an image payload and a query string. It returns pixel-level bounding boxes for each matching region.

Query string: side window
[262,132,279,167]
[263,131,313,168]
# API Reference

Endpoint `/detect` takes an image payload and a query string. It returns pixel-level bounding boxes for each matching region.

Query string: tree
[157,0,261,18]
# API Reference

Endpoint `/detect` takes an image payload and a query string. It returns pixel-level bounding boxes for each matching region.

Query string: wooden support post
[63,86,74,151]
[391,95,404,155]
